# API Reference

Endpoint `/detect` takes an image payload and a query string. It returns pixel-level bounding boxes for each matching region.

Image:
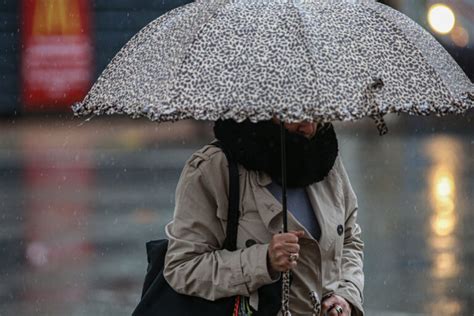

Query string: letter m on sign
[21,0,94,111]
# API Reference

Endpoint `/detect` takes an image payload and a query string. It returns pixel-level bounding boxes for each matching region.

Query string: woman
[163,119,364,316]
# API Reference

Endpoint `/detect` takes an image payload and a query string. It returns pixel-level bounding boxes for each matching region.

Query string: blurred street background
[0,0,473,315]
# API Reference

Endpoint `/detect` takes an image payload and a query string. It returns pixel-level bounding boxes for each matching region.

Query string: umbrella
[72,0,474,314]
[73,0,473,134]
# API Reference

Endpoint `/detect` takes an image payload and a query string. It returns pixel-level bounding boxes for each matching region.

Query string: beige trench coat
[164,144,364,315]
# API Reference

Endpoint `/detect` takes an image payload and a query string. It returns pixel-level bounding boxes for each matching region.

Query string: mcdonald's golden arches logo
[32,0,82,36]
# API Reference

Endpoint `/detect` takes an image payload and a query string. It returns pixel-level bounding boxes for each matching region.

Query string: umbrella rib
[167,0,234,109]
[226,4,269,118]
[281,3,324,122]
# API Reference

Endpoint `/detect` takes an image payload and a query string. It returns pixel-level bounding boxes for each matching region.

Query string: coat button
[245,239,257,247]
[337,225,344,236]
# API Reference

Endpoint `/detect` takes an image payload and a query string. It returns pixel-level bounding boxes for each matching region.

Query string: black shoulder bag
[132,142,281,316]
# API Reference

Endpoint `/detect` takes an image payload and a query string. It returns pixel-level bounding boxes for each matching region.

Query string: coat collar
[306,184,339,251]
[251,171,281,233]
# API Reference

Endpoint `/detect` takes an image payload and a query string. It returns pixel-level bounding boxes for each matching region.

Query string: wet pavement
[0,117,472,315]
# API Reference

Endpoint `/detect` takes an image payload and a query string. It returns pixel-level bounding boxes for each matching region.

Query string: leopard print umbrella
[73,0,473,135]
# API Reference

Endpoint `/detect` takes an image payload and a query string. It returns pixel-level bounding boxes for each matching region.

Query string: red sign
[21,0,93,111]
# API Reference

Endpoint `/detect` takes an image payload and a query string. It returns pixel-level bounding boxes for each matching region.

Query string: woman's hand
[322,294,352,316]
[267,230,304,273]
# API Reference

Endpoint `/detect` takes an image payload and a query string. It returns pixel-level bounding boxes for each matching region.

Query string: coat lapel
[306,182,340,252]
[251,170,284,234]
[252,169,340,250]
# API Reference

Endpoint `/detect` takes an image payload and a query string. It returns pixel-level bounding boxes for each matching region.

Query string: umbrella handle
[280,123,322,316]
[280,121,288,233]
[280,122,292,315]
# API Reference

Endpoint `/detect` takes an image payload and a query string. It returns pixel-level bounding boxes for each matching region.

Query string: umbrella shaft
[280,122,288,233]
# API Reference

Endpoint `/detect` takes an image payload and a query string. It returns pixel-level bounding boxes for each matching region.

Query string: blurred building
[0,0,472,116]
[0,0,192,116]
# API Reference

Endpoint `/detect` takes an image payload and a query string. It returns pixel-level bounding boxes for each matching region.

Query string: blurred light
[431,212,456,237]
[424,136,462,166]
[428,4,456,34]
[26,242,49,267]
[435,197,455,214]
[433,252,459,279]
[430,166,456,210]
[429,235,456,250]
[435,176,454,198]
[429,298,462,316]
[425,136,462,313]
[430,167,456,237]
[451,26,469,47]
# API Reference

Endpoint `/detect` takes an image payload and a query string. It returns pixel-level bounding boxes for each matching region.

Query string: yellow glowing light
[428,4,456,34]
[435,197,455,215]
[431,213,456,237]
[436,176,454,198]
[429,298,462,316]
[429,167,456,211]
[429,235,456,250]
[433,252,459,279]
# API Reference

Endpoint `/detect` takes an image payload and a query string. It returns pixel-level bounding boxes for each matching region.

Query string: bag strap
[211,141,239,251]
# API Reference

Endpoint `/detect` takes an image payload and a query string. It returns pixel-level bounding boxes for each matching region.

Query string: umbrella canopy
[73,0,473,134]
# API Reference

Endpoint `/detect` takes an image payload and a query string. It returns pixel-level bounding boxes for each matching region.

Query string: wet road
[0,118,472,315]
